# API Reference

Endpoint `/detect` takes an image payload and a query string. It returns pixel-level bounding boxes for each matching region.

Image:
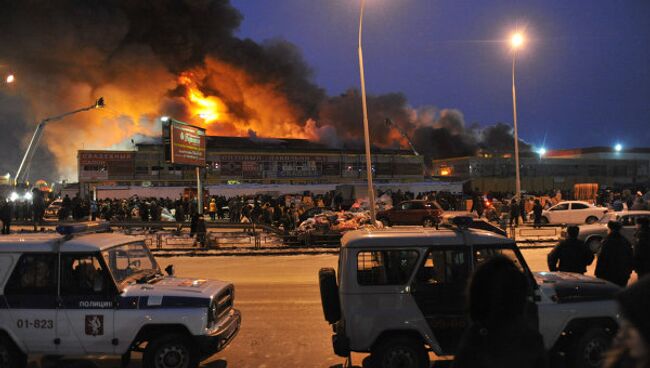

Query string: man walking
[633,217,650,278]
[547,226,594,274]
[0,197,11,235]
[595,221,634,287]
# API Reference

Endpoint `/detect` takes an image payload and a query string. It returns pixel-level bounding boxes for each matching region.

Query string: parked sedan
[535,201,607,225]
[571,210,650,252]
[376,200,443,227]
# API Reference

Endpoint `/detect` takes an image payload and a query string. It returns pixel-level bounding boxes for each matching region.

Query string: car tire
[372,335,429,368]
[585,216,598,224]
[570,327,611,368]
[319,268,341,324]
[587,238,603,253]
[422,218,435,228]
[0,335,27,368]
[142,333,199,368]
[541,216,549,225]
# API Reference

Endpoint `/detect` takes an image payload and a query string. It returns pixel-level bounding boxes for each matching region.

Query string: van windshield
[102,242,160,285]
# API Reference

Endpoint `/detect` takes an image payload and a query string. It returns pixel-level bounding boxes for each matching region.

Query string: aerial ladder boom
[385,118,419,156]
[14,98,104,185]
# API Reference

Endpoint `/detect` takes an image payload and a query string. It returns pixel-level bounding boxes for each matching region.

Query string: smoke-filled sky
[233,0,650,151]
[0,0,648,182]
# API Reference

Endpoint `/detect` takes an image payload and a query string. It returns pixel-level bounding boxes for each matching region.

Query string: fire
[177,58,309,139]
[179,74,225,124]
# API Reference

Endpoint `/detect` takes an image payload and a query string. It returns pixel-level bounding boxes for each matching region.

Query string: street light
[358,0,377,224]
[614,143,623,152]
[510,32,525,199]
[5,74,15,84]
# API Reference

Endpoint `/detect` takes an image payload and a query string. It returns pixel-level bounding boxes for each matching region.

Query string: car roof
[0,232,145,253]
[341,227,513,249]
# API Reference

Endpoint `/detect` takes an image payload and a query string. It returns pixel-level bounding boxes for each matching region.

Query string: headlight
[24,192,33,201]
[9,192,19,202]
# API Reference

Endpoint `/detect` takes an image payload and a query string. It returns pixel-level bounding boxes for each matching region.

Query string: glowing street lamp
[510,31,525,199]
[537,147,547,157]
[614,143,623,152]
[5,74,15,84]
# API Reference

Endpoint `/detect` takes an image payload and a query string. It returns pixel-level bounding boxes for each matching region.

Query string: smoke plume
[0,0,529,182]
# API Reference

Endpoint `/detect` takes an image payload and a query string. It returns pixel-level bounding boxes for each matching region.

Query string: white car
[319,218,621,368]
[536,201,608,225]
[0,222,240,368]
[572,210,650,253]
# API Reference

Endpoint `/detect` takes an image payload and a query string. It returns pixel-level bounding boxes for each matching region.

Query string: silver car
[571,210,650,252]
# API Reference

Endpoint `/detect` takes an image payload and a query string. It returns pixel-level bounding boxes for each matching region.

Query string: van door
[411,247,470,354]
[4,253,59,353]
[59,253,115,354]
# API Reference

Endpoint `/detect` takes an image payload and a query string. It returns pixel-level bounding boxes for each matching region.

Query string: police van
[319,218,621,368]
[0,223,240,368]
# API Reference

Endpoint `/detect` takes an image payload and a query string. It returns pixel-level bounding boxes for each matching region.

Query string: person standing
[0,197,11,235]
[547,226,594,274]
[596,221,634,287]
[603,275,650,368]
[510,199,520,228]
[209,198,217,221]
[633,217,650,278]
[454,256,548,368]
[533,199,543,229]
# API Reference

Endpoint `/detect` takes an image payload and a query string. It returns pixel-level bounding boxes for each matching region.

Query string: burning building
[77,136,423,196]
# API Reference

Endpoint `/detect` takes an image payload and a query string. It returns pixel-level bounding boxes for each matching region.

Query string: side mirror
[165,264,175,276]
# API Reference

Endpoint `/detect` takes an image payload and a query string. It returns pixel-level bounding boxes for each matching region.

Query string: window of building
[5,254,57,295]
[357,250,420,285]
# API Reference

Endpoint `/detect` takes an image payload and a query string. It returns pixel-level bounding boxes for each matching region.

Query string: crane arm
[14,98,104,185]
[385,118,420,156]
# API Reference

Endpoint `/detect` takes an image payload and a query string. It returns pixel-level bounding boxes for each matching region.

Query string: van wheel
[379,218,391,227]
[585,216,598,224]
[373,335,429,368]
[0,336,27,368]
[422,218,435,228]
[570,327,611,368]
[541,216,549,225]
[143,333,198,368]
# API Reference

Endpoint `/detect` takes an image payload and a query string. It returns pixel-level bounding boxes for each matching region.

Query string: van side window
[4,254,57,295]
[357,250,419,285]
[415,249,468,285]
[60,254,110,295]
[474,246,525,273]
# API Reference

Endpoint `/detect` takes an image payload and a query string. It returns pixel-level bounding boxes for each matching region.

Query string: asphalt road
[28,249,633,368]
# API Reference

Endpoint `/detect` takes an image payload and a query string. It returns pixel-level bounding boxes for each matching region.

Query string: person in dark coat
[453,256,548,368]
[174,202,185,233]
[603,275,650,368]
[533,199,544,229]
[596,221,634,287]
[633,217,650,278]
[0,197,11,235]
[547,226,594,274]
[195,217,207,248]
[509,199,521,227]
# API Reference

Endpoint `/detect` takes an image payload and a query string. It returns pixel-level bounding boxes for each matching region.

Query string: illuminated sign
[163,119,206,166]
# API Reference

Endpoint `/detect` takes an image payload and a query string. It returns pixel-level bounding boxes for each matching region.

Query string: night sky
[231,0,650,151]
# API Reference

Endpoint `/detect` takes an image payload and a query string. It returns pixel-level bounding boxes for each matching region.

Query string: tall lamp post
[358,0,377,224]
[510,32,524,199]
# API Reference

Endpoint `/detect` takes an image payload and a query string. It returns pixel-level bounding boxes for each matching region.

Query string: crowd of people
[470,187,650,228]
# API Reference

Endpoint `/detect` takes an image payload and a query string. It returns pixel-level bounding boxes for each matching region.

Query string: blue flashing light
[56,221,110,235]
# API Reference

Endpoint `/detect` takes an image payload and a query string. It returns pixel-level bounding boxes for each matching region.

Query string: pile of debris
[297,210,383,233]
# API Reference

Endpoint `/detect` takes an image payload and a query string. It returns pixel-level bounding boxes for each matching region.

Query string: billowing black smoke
[0,0,529,182]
